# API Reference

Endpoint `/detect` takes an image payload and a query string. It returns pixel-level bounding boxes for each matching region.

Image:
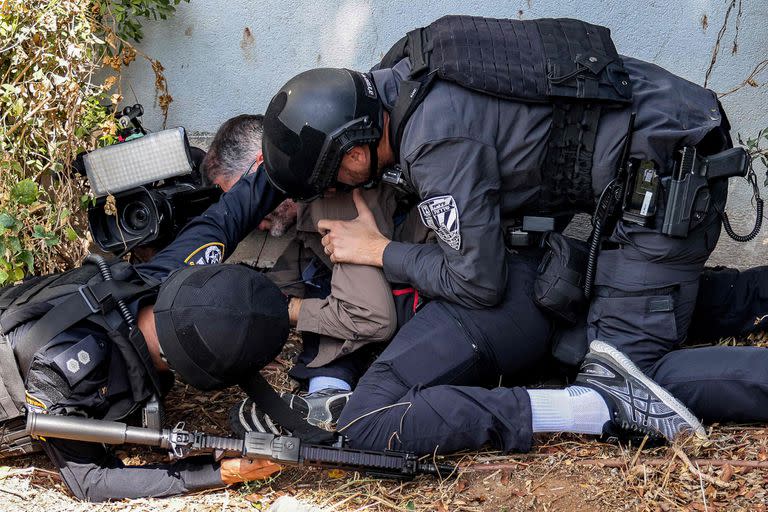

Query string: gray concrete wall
[124,1,767,266]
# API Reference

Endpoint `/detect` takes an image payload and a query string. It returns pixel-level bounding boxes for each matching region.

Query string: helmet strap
[361,141,380,189]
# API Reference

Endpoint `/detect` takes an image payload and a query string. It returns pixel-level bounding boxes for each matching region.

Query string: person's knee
[337,395,410,452]
[336,362,412,451]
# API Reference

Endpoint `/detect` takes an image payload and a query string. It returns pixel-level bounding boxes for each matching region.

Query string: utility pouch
[533,232,589,324]
[0,335,39,459]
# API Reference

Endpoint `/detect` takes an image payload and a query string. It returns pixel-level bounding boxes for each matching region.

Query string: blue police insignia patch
[184,242,224,265]
[418,195,461,251]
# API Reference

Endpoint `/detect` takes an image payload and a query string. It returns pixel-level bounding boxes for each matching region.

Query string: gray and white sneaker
[229,388,353,437]
[575,340,707,442]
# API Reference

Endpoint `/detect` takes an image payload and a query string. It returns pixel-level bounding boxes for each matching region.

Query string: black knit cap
[153,264,289,390]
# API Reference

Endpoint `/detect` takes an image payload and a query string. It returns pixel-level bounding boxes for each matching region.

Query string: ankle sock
[527,386,610,435]
[308,376,351,394]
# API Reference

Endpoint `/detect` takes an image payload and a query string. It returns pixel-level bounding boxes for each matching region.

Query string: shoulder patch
[418,195,461,251]
[52,335,106,388]
[184,242,224,265]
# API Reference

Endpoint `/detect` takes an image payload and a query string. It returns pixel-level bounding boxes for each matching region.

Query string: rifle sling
[240,373,336,445]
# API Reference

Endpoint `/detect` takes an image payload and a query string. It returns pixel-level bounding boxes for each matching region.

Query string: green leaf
[32,225,46,238]
[406,501,415,511]
[0,213,15,229]
[80,193,95,209]
[8,237,21,254]
[65,225,78,242]
[10,99,23,117]
[10,267,24,282]
[0,269,8,285]
[11,179,39,205]
[18,251,34,271]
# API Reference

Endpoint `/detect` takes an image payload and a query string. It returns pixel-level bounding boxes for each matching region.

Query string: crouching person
[0,260,287,501]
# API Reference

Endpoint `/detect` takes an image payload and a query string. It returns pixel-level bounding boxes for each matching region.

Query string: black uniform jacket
[10,319,222,502]
[372,57,722,309]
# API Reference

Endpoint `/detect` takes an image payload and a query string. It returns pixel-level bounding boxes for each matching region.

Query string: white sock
[527,386,610,435]
[308,376,351,394]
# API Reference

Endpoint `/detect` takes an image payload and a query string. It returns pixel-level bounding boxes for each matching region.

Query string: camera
[83,104,221,256]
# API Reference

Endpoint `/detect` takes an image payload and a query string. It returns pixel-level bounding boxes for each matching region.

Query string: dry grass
[2,332,768,511]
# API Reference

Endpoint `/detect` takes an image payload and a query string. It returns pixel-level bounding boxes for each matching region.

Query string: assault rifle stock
[26,413,452,479]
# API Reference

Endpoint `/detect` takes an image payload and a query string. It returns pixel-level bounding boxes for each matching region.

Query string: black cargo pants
[337,252,551,455]
[589,177,768,423]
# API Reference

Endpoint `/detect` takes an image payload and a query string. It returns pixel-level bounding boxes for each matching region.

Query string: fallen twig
[465,457,768,472]
[672,446,738,490]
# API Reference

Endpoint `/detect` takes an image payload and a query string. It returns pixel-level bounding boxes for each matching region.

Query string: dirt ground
[2,333,768,512]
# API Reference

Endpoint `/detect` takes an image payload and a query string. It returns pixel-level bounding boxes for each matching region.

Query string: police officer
[0,262,287,501]
[257,16,768,454]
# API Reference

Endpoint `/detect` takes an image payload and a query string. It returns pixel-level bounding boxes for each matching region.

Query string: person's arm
[319,139,506,309]
[318,138,506,308]
[294,261,397,342]
[383,138,507,308]
[136,169,284,282]
[43,438,280,502]
[689,266,768,342]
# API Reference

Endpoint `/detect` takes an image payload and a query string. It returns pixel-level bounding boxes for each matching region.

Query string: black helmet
[262,68,383,201]
[153,264,289,390]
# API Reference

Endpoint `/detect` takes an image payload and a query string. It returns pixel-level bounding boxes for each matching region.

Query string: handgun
[661,146,749,238]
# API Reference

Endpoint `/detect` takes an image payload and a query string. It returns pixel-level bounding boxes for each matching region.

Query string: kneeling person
[200,114,413,432]
[0,261,287,501]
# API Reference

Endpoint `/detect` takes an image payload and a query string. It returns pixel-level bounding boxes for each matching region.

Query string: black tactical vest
[0,260,159,457]
[380,16,634,214]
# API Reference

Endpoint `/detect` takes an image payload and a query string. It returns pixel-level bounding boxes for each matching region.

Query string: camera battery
[622,160,660,227]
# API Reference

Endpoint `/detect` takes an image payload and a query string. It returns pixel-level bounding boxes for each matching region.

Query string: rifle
[26,413,452,479]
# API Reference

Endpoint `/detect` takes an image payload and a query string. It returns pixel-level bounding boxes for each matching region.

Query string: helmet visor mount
[305,115,380,202]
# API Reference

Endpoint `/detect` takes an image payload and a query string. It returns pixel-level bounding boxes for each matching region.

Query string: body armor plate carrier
[380,16,634,214]
[0,260,158,458]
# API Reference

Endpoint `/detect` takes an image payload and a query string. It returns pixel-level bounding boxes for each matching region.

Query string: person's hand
[317,189,390,267]
[220,457,282,484]
[257,199,298,237]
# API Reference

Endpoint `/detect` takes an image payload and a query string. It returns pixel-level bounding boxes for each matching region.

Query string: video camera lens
[121,201,152,233]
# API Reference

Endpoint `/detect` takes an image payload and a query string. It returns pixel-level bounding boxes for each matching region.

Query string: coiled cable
[85,253,136,326]
[716,164,763,243]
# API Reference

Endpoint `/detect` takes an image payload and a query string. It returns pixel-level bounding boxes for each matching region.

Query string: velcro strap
[15,280,150,376]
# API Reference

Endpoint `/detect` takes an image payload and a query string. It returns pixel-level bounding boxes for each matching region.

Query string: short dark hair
[202,114,264,186]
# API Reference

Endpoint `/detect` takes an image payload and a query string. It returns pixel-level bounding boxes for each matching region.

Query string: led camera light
[84,128,193,196]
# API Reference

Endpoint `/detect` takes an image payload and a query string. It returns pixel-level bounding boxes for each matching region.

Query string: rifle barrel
[27,413,165,447]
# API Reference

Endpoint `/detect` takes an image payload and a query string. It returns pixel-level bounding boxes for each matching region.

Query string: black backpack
[0,258,158,458]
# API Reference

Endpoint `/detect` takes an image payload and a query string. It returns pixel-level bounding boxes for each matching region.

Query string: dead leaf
[720,463,734,482]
